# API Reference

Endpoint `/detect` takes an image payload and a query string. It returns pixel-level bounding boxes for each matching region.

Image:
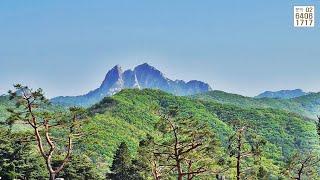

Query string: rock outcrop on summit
[51,63,212,107]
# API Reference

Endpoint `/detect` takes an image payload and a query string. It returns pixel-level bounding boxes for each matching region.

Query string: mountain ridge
[192,90,320,119]
[51,63,212,107]
[255,89,308,99]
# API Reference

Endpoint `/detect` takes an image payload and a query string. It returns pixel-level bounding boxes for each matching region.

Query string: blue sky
[0,0,319,97]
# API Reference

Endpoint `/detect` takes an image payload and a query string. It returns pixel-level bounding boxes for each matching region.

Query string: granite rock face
[51,63,212,107]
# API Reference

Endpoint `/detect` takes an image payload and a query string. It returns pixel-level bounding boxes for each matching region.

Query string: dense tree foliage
[83,89,319,178]
[0,127,47,179]
[106,142,141,180]
[227,121,266,180]
[283,151,320,179]
[56,153,102,180]
[134,106,227,179]
[6,84,87,180]
[0,126,101,180]
[0,95,12,124]
[0,88,319,179]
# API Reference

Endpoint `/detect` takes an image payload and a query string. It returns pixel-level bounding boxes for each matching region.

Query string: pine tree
[227,121,266,180]
[107,142,141,180]
[135,106,226,180]
[0,127,47,179]
[56,153,102,180]
[134,135,161,180]
[6,84,85,180]
[284,151,320,179]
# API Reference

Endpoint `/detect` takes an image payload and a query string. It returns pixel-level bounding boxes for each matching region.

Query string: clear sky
[0,0,319,98]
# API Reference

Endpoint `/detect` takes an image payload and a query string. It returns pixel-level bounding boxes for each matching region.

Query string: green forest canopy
[0,89,319,178]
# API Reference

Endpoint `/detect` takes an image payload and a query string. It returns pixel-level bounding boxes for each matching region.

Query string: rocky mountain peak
[100,65,123,90]
[51,63,213,107]
[134,63,164,77]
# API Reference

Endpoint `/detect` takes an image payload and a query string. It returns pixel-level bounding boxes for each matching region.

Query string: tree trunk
[236,130,242,180]
[49,172,56,180]
[297,163,304,180]
[236,152,240,180]
[177,159,183,180]
[152,161,161,180]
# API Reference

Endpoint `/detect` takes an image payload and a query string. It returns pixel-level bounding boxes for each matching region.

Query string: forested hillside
[0,89,319,179]
[192,90,320,119]
[82,89,319,178]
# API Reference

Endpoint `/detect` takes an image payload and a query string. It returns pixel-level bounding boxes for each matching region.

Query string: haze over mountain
[51,63,212,107]
[256,89,308,99]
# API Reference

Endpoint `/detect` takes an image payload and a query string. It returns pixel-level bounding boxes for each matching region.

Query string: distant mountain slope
[81,89,319,176]
[51,63,212,107]
[256,89,307,99]
[192,90,320,119]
